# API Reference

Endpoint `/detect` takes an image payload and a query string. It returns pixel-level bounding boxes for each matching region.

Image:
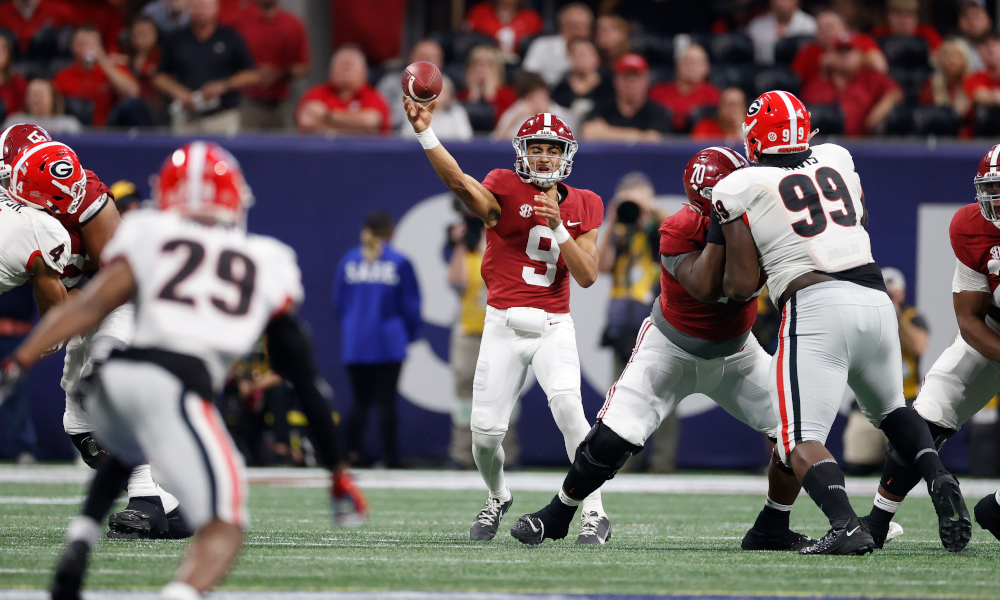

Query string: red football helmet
[512,112,578,188]
[9,141,87,214]
[154,141,253,226]
[742,90,811,163]
[682,146,750,216]
[975,144,1000,222]
[0,123,52,192]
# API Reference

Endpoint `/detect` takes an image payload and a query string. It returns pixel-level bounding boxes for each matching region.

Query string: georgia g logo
[747,99,762,117]
[49,160,74,179]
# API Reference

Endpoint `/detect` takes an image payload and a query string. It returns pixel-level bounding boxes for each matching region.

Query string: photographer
[597,172,675,472]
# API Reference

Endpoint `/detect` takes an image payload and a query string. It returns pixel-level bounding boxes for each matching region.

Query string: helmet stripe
[707,146,743,168]
[991,145,1000,173]
[543,113,551,129]
[186,141,208,214]
[9,141,65,202]
[774,91,798,145]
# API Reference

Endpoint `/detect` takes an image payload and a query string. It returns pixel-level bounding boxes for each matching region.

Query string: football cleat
[928,472,972,552]
[576,511,611,545]
[510,514,546,545]
[798,516,875,555]
[973,493,1000,541]
[510,503,572,546]
[50,540,89,600]
[107,496,168,539]
[164,507,194,539]
[741,526,814,551]
[470,495,512,541]
[861,515,904,549]
[332,472,369,527]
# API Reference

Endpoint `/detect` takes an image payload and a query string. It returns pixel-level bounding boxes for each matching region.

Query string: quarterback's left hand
[0,357,26,407]
[533,193,561,230]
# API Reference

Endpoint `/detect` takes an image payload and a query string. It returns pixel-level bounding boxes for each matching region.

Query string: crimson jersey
[480,169,603,313]
[658,205,760,340]
[951,203,1000,322]
[48,169,113,288]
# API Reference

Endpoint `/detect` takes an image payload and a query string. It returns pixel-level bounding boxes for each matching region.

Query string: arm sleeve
[397,258,422,342]
[952,259,991,294]
[660,252,694,278]
[481,169,510,197]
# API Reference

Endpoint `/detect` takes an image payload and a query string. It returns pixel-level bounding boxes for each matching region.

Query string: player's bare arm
[534,192,599,288]
[79,200,122,265]
[954,290,1000,362]
[15,260,135,368]
[29,255,68,316]
[674,244,725,303]
[404,96,502,227]
[720,219,760,301]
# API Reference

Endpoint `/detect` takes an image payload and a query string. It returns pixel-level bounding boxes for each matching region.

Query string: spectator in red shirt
[124,17,165,125]
[920,40,972,137]
[792,10,887,89]
[595,14,631,70]
[464,0,543,60]
[649,44,720,133]
[963,35,1000,120]
[296,45,390,135]
[52,25,140,127]
[691,87,746,142]
[0,36,28,118]
[801,39,903,135]
[456,45,516,133]
[231,0,310,129]
[869,0,941,53]
[0,0,78,54]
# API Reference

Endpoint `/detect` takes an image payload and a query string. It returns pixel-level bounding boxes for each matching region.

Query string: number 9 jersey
[101,209,304,390]
[711,144,873,303]
[480,169,603,313]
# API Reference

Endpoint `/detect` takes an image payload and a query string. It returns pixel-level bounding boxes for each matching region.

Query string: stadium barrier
[19,134,988,471]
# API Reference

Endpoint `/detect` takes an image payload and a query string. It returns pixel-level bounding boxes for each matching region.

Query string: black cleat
[164,507,194,539]
[511,503,573,546]
[50,540,90,600]
[510,514,547,545]
[798,516,875,555]
[860,515,904,549]
[108,496,169,539]
[741,526,814,551]
[469,495,512,541]
[974,493,1000,542]
[576,511,612,545]
[928,472,972,552]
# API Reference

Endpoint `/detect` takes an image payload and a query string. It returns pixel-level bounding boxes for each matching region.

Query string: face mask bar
[977,177,1000,222]
[513,136,578,187]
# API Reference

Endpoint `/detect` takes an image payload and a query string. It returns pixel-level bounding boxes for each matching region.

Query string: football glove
[332,472,369,528]
[0,357,26,407]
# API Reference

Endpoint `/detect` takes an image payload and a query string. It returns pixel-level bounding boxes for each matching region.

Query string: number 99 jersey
[101,209,304,390]
[711,144,873,302]
[480,169,603,313]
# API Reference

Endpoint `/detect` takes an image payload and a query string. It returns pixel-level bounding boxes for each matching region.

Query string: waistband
[486,305,572,322]
[791,280,891,307]
[650,299,749,360]
[109,347,213,401]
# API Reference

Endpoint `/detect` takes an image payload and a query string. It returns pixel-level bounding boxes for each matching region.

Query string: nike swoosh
[567,221,582,226]
[950,498,962,522]
[527,519,539,533]
[846,527,860,536]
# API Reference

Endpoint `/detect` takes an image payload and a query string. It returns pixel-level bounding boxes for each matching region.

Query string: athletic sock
[801,459,856,525]
[879,407,948,483]
[162,581,201,600]
[545,494,578,523]
[472,432,508,501]
[581,489,604,517]
[867,492,901,546]
[82,457,131,524]
[753,498,792,532]
[126,465,180,513]
[558,488,581,507]
[65,516,100,549]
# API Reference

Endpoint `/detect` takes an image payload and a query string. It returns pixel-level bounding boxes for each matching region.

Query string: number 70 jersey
[712,144,873,303]
[101,209,304,390]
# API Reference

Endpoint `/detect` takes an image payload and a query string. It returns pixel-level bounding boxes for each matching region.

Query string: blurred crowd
[3,0,1000,138]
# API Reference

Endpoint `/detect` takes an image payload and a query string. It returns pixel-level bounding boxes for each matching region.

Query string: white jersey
[101,209,304,390]
[0,190,71,293]
[712,144,873,302]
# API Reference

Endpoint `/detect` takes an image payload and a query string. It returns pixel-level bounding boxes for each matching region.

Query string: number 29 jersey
[480,169,603,313]
[712,144,873,302]
[101,209,304,390]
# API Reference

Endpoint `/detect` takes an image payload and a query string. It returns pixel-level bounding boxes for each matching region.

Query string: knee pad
[470,408,505,435]
[571,421,642,482]
[69,432,109,469]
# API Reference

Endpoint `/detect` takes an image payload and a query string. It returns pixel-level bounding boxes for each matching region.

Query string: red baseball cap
[615,53,649,74]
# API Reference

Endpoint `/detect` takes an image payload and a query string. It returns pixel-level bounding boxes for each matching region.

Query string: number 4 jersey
[0,192,71,293]
[481,169,603,313]
[101,209,304,390]
[712,144,876,303]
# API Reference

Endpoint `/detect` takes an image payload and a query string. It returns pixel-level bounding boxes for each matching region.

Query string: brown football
[401,61,443,103]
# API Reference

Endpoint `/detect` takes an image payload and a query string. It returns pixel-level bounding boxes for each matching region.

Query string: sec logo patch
[519,203,533,218]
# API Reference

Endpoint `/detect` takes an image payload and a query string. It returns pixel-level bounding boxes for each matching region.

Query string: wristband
[706,209,726,245]
[553,223,571,244]
[415,127,440,150]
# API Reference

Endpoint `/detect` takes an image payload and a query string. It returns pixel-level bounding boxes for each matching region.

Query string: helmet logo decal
[49,160,74,179]
[519,203,533,218]
[767,132,777,141]
[747,99,762,116]
[26,131,47,144]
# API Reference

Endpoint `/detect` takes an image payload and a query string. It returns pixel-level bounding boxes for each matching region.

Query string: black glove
[0,357,26,407]
[707,206,726,246]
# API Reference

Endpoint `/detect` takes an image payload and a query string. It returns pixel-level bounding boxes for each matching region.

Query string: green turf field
[2,480,999,598]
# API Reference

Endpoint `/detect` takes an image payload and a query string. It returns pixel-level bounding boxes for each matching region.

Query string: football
[401,61,442,103]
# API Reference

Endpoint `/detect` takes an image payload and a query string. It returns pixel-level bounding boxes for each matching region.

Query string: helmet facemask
[976,175,1000,222]
[513,135,578,188]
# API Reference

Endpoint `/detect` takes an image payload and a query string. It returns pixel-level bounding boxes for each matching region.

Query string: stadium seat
[877,35,929,69]
[26,26,74,61]
[710,32,754,65]
[11,59,49,82]
[708,63,756,97]
[518,33,541,61]
[754,66,800,96]
[648,66,674,85]
[688,104,716,128]
[442,62,466,90]
[911,105,960,137]
[428,31,496,66]
[885,104,915,136]
[630,32,673,66]
[889,66,931,105]
[47,57,74,79]
[463,101,496,133]
[774,36,814,66]
[976,106,1000,137]
[809,105,844,135]
[63,96,94,126]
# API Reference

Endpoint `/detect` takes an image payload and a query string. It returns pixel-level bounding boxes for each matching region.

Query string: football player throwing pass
[715,91,970,554]
[510,147,811,550]
[862,144,1000,548]
[405,97,610,543]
